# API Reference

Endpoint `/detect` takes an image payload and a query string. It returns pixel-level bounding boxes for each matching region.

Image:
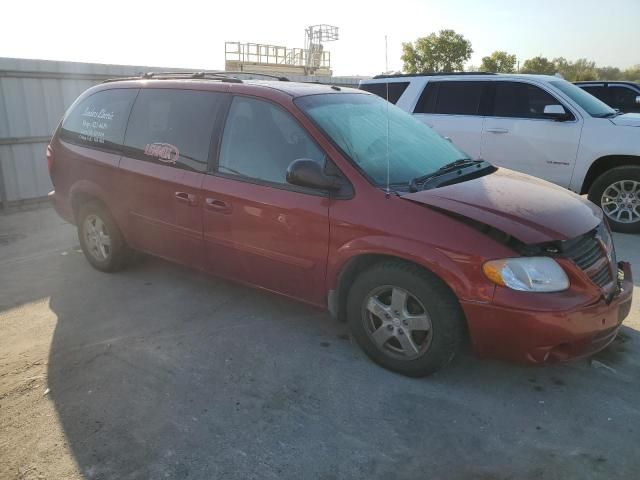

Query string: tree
[596,66,622,81]
[480,51,517,73]
[571,59,598,81]
[553,57,597,81]
[401,30,473,73]
[521,56,556,75]
[623,65,640,82]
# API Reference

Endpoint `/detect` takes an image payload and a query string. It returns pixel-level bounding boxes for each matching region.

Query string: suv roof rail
[372,72,496,79]
[575,80,638,86]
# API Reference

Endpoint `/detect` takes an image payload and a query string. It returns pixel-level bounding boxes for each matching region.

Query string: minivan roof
[99,77,364,98]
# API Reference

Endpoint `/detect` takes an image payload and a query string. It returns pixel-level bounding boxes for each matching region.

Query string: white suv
[360,73,640,233]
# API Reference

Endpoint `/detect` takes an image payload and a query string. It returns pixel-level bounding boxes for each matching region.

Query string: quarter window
[124,89,226,172]
[61,89,137,149]
[414,81,487,115]
[218,96,325,185]
[359,82,410,104]
[493,82,566,119]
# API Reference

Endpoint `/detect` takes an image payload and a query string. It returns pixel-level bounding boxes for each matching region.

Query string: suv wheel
[77,202,130,272]
[588,166,640,233]
[347,261,465,377]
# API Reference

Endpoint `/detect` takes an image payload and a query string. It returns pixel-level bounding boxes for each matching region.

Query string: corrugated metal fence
[0,57,365,209]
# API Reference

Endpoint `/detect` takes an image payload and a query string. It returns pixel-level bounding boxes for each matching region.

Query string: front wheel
[346,261,466,377]
[588,166,640,233]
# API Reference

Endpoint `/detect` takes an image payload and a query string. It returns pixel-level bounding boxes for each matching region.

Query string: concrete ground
[1,207,639,480]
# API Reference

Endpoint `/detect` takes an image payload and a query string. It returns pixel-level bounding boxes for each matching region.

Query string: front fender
[327,235,494,303]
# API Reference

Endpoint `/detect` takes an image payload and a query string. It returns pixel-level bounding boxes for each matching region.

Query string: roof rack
[372,72,496,79]
[101,71,243,84]
[102,70,291,84]
[218,71,289,81]
[143,71,243,83]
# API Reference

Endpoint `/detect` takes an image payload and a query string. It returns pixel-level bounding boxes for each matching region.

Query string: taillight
[46,145,54,173]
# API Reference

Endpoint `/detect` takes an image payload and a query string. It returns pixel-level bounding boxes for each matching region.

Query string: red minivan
[48,73,633,376]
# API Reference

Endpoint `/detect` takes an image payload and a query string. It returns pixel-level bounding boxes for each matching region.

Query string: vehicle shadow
[45,254,640,480]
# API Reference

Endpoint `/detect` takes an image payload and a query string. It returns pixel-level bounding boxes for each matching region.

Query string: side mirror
[543,104,570,120]
[635,95,640,105]
[286,159,341,191]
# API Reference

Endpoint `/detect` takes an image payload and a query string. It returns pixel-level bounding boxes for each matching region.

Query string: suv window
[609,86,638,111]
[60,88,137,149]
[549,80,615,117]
[493,82,565,119]
[124,89,226,172]
[218,96,325,185]
[581,85,608,103]
[359,82,410,104]
[414,81,487,115]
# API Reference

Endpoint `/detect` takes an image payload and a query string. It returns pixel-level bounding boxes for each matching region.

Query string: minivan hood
[402,168,602,244]
[610,113,640,127]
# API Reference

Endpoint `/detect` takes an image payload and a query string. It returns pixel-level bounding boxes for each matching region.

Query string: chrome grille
[560,223,616,289]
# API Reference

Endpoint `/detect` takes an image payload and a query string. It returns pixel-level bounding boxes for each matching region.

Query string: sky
[2,0,639,76]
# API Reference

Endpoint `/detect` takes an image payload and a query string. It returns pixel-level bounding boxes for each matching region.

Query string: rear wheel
[77,202,130,272]
[588,166,640,233]
[346,261,465,377]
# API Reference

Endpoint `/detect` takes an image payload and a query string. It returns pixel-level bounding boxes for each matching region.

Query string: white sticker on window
[144,143,180,164]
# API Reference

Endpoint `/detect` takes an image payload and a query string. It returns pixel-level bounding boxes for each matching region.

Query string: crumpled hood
[610,113,640,127]
[402,168,602,244]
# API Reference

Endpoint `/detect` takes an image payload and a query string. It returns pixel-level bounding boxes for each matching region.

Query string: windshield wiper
[409,159,488,192]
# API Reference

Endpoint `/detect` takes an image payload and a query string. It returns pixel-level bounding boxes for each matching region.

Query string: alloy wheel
[362,286,433,360]
[83,214,112,261]
[601,180,640,224]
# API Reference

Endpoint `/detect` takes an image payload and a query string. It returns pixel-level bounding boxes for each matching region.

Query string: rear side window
[359,82,410,104]
[124,89,226,172]
[581,85,608,103]
[609,86,638,111]
[218,96,325,185]
[414,81,487,115]
[61,89,137,150]
[493,82,567,119]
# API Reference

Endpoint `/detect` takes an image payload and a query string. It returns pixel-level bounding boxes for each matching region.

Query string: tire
[77,201,130,272]
[346,261,466,377]
[588,166,640,234]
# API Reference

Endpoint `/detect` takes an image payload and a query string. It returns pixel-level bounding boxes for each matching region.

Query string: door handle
[205,198,232,213]
[486,127,509,134]
[174,191,198,206]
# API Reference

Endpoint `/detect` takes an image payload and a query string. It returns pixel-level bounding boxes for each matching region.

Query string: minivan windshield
[549,80,616,117]
[295,93,470,186]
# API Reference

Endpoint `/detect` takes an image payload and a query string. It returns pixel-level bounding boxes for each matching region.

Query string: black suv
[575,81,640,113]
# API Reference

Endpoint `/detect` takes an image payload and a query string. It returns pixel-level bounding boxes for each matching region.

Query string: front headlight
[482,257,569,292]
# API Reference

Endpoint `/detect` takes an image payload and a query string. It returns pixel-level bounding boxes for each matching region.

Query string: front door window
[218,96,325,184]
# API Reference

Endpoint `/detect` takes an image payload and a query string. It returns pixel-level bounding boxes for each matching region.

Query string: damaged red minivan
[48,73,633,376]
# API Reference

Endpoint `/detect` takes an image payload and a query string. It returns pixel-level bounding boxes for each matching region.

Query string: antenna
[385,35,390,198]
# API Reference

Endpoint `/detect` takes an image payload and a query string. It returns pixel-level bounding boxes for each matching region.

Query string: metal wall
[0,57,366,207]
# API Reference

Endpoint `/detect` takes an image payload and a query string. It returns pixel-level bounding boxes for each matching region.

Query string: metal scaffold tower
[304,25,339,74]
[225,25,339,76]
